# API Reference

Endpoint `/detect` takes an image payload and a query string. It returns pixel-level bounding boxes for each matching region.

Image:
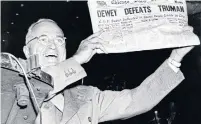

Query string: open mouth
[45,54,58,62]
[45,54,58,58]
[45,52,58,58]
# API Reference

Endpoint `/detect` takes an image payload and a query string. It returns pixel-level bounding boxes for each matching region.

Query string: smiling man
[21,19,195,124]
[23,19,66,68]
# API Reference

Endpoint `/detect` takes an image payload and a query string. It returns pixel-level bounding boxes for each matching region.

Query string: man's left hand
[170,46,195,63]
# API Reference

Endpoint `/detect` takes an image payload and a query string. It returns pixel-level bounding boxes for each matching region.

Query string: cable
[81,78,84,85]
[2,52,41,114]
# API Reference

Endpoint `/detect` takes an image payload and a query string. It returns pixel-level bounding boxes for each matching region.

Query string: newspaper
[88,0,200,53]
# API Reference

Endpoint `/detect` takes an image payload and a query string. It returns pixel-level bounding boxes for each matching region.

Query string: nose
[48,41,56,49]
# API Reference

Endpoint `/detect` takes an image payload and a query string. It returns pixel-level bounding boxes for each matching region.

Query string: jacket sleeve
[35,58,87,124]
[42,57,87,96]
[97,59,185,122]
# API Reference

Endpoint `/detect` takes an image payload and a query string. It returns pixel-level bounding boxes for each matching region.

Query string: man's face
[24,21,66,68]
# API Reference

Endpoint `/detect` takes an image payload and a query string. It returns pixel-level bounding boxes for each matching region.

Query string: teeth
[45,55,57,57]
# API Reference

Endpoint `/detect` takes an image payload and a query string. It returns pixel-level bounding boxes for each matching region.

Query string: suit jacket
[35,58,184,124]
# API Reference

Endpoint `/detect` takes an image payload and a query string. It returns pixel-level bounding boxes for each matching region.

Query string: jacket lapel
[60,86,95,124]
[60,89,79,124]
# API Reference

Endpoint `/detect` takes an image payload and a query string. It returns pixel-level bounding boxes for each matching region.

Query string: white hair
[25,18,63,44]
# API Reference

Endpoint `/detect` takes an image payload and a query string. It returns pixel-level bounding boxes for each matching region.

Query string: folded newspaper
[88,0,200,53]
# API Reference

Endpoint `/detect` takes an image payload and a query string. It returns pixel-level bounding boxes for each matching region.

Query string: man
[22,19,193,124]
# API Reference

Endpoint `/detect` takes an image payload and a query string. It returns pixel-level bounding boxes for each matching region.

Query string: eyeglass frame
[26,34,66,46]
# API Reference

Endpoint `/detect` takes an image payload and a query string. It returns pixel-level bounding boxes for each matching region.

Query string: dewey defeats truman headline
[97,5,185,17]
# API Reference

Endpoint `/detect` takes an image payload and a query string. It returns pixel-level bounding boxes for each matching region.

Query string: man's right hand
[73,31,108,64]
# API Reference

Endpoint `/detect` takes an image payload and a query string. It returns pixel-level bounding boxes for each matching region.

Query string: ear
[23,45,30,58]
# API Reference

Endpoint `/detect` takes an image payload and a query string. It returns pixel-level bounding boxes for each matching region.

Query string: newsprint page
[1,0,201,124]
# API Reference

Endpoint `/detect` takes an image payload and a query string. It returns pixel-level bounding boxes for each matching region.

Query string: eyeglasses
[27,35,66,46]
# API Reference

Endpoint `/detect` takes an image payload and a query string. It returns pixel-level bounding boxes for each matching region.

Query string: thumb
[176,46,195,56]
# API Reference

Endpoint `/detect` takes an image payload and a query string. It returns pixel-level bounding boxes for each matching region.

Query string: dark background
[1,1,201,124]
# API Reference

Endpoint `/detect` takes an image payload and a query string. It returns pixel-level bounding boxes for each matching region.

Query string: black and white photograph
[1,0,201,124]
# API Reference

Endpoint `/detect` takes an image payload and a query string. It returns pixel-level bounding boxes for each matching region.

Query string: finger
[97,44,108,54]
[80,37,103,46]
[90,42,108,54]
[86,30,104,40]
[184,46,194,51]
[176,46,194,54]
[89,37,105,43]
[179,46,194,50]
